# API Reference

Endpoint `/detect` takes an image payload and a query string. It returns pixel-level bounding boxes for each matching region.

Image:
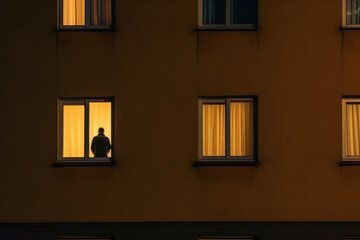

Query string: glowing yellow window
[58,98,113,165]
[342,98,360,163]
[198,97,257,165]
[60,0,113,28]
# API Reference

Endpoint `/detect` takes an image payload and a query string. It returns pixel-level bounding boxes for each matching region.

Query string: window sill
[193,159,258,167]
[53,160,115,167]
[195,27,258,32]
[339,27,360,31]
[340,160,360,166]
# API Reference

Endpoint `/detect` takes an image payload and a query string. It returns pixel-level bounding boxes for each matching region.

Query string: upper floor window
[56,97,114,166]
[342,98,360,163]
[59,0,114,29]
[196,97,258,166]
[343,0,360,26]
[198,0,258,29]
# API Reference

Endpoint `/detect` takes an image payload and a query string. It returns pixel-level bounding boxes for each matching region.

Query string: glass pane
[63,105,85,157]
[346,0,360,25]
[63,0,85,26]
[346,104,360,156]
[89,102,112,158]
[91,0,112,26]
[203,0,226,25]
[230,0,253,24]
[202,104,225,156]
[230,102,253,156]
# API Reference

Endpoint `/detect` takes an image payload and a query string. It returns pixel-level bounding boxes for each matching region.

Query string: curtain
[203,0,226,24]
[346,104,360,156]
[89,102,112,157]
[346,0,360,24]
[230,0,252,24]
[63,105,84,157]
[63,0,85,25]
[230,102,253,156]
[203,104,225,156]
[91,0,112,25]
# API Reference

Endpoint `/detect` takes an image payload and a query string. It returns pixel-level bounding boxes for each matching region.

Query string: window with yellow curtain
[60,0,113,29]
[58,98,113,165]
[198,97,257,165]
[342,98,360,162]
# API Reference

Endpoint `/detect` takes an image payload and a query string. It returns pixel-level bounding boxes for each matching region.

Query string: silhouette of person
[91,127,111,157]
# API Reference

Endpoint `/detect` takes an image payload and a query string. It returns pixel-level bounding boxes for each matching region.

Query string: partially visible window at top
[343,0,360,26]
[199,0,258,29]
[59,0,113,29]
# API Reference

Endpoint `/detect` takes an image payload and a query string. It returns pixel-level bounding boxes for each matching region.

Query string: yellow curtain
[89,102,112,157]
[202,104,225,156]
[346,104,360,156]
[230,102,253,156]
[63,105,84,157]
[63,0,85,26]
[91,0,112,25]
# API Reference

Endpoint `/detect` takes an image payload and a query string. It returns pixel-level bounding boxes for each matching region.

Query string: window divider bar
[85,0,91,28]
[84,100,90,161]
[225,99,231,158]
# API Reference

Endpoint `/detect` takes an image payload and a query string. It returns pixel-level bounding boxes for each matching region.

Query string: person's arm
[91,138,95,155]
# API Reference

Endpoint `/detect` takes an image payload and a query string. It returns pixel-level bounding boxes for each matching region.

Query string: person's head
[98,127,104,134]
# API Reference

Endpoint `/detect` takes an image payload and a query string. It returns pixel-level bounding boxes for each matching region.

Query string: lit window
[342,98,360,163]
[343,0,360,27]
[198,0,258,29]
[59,0,113,29]
[197,97,257,165]
[57,98,113,166]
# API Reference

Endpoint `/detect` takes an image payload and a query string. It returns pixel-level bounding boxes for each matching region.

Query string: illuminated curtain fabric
[63,105,84,157]
[346,0,360,24]
[63,0,85,25]
[91,0,112,25]
[230,102,253,156]
[203,0,226,24]
[89,102,112,157]
[202,104,225,156]
[346,104,360,156]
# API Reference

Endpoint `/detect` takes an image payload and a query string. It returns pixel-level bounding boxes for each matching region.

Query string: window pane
[203,0,226,25]
[203,104,225,156]
[89,102,112,158]
[230,0,253,24]
[346,104,360,156]
[63,105,85,157]
[91,0,112,26]
[63,0,85,25]
[346,0,360,25]
[230,102,253,156]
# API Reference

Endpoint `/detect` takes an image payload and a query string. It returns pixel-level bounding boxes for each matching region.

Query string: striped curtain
[346,104,360,156]
[346,0,360,25]
[91,0,112,25]
[63,0,85,26]
[203,0,226,24]
[63,105,85,157]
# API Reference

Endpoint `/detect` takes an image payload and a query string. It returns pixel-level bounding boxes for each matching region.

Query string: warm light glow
[230,102,253,156]
[63,105,84,157]
[89,102,112,157]
[202,104,225,156]
[63,0,85,26]
[346,104,360,156]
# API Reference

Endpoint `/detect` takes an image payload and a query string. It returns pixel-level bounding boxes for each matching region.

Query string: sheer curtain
[346,0,360,25]
[63,105,84,157]
[89,102,112,157]
[63,0,85,25]
[203,104,225,156]
[346,104,360,156]
[230,102,253,156]
[203,0,226,24]
[91,0,112,25]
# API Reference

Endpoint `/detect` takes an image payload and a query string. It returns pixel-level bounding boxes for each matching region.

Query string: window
[197,97,257,166]
[198,0,258,29]
[342,98,360,164]
[57,98,113,166]
[59,0,114,29]
[343,0,360,27]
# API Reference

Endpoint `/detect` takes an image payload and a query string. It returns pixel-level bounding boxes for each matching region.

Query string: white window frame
[58,0,114,30]
[198,0,256,29]
[198,97,257,164]
[57,97,114,165]
[342,0,360,27]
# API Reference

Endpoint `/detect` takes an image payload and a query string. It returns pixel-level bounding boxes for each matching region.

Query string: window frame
[196,96,258,166]
[197,0,258,30]
[342,0,360,28]
[56,97,114,166]
[58,0,115,30]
